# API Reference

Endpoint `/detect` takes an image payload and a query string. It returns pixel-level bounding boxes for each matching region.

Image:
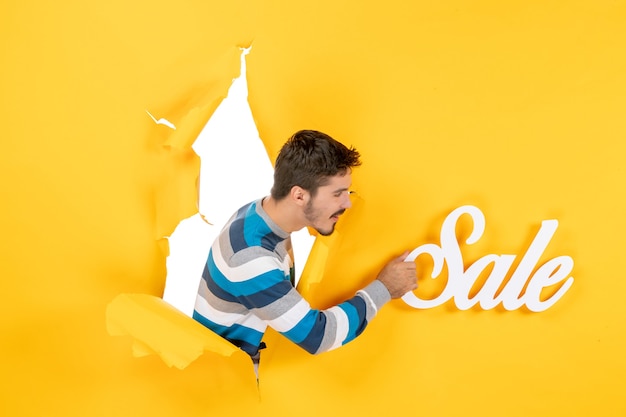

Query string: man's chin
[315,225,336,236]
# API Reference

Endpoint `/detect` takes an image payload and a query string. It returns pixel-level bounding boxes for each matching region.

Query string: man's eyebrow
[333,187,351,193]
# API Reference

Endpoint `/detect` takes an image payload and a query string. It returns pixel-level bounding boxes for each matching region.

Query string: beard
[304,200,345,236]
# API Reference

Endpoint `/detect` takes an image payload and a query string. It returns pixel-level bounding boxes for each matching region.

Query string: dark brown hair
[271,130,361,200]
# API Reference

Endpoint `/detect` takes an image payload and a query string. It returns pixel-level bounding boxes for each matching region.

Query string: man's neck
[261,196,303,234]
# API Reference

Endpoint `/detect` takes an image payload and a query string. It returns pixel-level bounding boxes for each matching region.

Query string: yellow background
[2,1,625,416]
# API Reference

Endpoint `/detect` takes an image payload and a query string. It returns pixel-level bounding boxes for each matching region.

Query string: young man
[192,130,417,361]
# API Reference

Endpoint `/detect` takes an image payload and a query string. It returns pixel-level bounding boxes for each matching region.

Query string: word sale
[401,205,574,312]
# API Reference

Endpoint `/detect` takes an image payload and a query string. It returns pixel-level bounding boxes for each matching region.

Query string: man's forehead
[320,172,352,190]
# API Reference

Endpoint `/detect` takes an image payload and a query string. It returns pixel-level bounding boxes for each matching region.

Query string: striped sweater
[192,199,391,356]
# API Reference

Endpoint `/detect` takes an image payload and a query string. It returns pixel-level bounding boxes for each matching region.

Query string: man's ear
[290,186,308,206]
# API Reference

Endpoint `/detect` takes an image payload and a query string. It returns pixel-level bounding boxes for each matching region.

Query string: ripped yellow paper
[106,294,239,369]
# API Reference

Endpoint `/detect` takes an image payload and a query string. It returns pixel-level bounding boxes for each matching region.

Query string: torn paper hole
[162,47,315,316]
[145,109,177,130]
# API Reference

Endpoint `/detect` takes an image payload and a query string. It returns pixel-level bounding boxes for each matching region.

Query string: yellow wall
[2,1,625,416]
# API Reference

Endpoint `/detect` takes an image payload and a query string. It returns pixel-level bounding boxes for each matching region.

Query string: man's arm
[247,251,417,354]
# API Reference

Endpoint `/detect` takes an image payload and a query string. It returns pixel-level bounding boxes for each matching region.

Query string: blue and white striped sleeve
[250,271,392,355]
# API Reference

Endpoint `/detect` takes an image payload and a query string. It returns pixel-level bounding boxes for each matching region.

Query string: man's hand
[376,251,418,299]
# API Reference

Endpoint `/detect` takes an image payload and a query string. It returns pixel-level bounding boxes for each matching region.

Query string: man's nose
[341,193,352,209]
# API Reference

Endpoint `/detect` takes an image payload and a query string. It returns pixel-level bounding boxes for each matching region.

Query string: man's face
[303,171,354,236]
